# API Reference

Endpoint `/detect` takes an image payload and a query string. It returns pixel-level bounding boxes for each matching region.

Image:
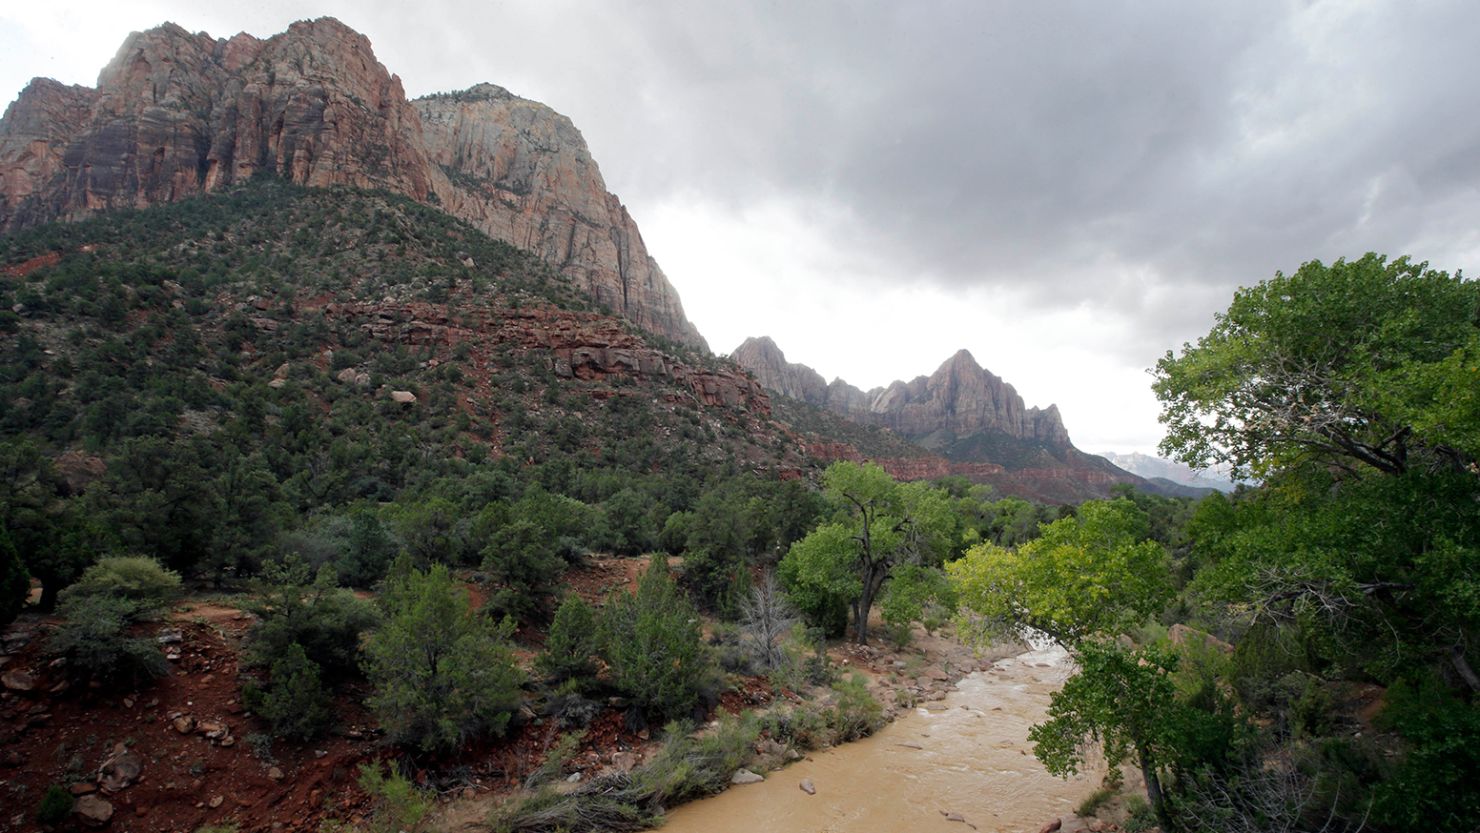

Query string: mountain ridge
[0,17,706,349]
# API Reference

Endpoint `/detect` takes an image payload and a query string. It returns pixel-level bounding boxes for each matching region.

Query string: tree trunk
[1139,749,1173,831]
[1452,643,1480,693]
[38,575,60,613]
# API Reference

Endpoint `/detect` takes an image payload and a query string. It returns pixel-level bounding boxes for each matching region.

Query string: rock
[335,367,368,386]
[267,766,285,781]
[1169,623,1234,654]
[565,772,581,783]
[172,715,196,734]
[730,769,764,785]
[0,20,707,350]
[799,778,816,795]
[69,782,97,795]
[389,390,417,404]
[74,794,114,827]
[610,751,639,773]
[940,810,969,823]
[209,795,224,808]
[1040,818,1063,833]
[197,720,229,739]
[156,629,183,645]
[97,743,143,792]
[1,670,34,692]
[783,748,802,762]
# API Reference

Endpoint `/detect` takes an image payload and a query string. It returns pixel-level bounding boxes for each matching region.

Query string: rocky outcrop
[417,85,704,350]
[732,337,829,404]
[0,19,706,349]
[733,339,1071,450]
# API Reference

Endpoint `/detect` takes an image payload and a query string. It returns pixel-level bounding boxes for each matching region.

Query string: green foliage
[537,595,599,686]
[37,784,73,825]
[1371,675,1480,831]
[48,594,168,684]
[1153,253,1480,480]
[59,555,181,611]
[363,559,524,753]
[879,564,956,645]
[0,526,28,625]
[948,498,1171,647]
[827,673,885,741]
[357,761,432,833]
[598,558,713,723]
[242,642,333,741]
[247,556,378,680]
[778,522,855,637]
[480,519,565,619]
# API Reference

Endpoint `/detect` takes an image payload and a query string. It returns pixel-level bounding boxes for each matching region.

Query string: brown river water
[661,643,1102,833]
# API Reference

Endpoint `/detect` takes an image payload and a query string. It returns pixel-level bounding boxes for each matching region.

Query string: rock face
[735,336,1153,502]
[416,85,705,349]
[0,18,705,349]
[733,338,1071,449]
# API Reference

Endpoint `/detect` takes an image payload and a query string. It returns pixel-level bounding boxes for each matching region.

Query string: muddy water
[662,644,1100,833]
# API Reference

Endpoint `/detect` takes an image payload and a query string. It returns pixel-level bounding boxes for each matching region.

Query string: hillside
[0,18,704,348]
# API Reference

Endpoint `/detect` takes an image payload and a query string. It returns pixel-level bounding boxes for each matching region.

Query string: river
[661,643,1101,833]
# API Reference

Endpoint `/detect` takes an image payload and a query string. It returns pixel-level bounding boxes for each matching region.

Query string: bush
[59,555,180,611]
[827,673,884,742]
[37,784,73,825]
[49,594,168,683]
[879,564,956,645]
[0,527,28,626]
[358,762,431,833]
[247,557,378,680]
[363,559,524,753]
[598,558,713,724]
[537,595,598,686]
[480,519,565,619]
[242,642,333,741]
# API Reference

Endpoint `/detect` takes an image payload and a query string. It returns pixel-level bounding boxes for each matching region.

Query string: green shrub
[242,642,333,740]
[49,594,168,683]
[879,564,956,646]
[0,526,28,626]
[358,761,431,833]
[247,556,377,680]
[480,519,565,619]
[59,555,180,611]
[363,559,524,753]
[537,595,598,685]
[37,784,73,825]
[598,558,713,723]
[1372,675,1480,831]
[827,673,884,742]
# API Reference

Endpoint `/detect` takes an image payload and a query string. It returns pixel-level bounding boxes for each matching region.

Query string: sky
[5,1,1479,455]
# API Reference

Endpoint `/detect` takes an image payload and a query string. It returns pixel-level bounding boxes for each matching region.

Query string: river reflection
[660,644,1101,833]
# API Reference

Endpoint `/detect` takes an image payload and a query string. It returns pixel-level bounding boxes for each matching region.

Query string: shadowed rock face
[0,18,706,350]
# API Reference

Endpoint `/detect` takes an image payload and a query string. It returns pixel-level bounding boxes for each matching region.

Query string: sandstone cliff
[416,84,704,349]
[0,18,705,349]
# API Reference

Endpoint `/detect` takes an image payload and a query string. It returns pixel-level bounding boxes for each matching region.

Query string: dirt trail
[660,643,1101,833]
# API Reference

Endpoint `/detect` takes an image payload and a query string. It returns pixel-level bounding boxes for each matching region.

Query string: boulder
[1,670,34,692]
[1040,818,1063,833]
[799,778,816,795]
[171,715,196,734]
[74,795,114,827]
[97,744,143,792]
[730,769,764,785]
[390,390,417,404]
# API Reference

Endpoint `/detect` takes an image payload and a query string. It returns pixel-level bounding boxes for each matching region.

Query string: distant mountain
[732,336,1168,503]
[1098,452,1235,493]
[0,18,705,348]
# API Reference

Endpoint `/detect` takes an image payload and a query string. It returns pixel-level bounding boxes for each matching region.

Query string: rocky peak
[732,336,828,404]
[0,18,706,350]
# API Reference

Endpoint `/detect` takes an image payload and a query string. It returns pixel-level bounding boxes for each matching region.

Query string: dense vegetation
[3,177,1474,833]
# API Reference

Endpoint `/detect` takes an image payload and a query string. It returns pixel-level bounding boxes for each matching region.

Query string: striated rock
[417,85,705,349]
[0,19,707,349]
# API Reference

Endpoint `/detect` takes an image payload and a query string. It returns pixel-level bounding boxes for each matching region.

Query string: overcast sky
[5,1,1478,454]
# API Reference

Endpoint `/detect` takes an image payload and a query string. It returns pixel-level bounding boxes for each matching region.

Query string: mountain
[732,336,1157,502]
[1098,452,1235,493]
[0,18,705,349]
